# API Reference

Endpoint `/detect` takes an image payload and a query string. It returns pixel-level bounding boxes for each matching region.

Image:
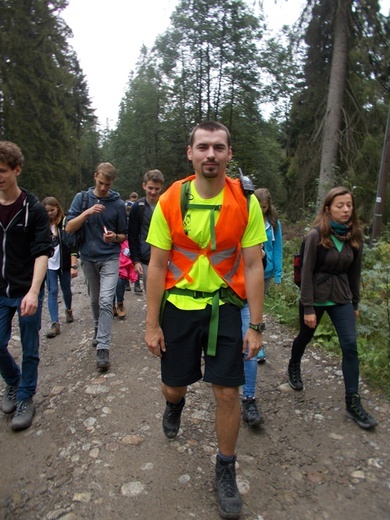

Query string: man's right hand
[88,203,106,215]
[145,324,166,358]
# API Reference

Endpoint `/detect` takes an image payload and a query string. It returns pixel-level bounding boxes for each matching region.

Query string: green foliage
[266,227,390,396]
[0,0,99,207]
[283,0,389,221]
[107,0,286,202]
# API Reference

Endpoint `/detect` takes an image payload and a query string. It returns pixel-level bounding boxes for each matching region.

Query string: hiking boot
[346,394,378,430]
[242,397,263,427]
[46,322,60,338]
[65,309,74,323]
[257,346,266,363]
[162,397,185,439]
[92,327,98,348]
[116,302,126,320]
[113,305,118,317]
[134,281,143,293]
[96,349,110,370]
[288,361,303,391]
[215,455,242,519]
[11,398,36,431]
[1,383,19,414]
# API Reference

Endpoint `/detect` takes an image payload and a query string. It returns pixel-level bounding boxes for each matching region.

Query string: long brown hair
[313,186,362,249]
[42,196,64,227]
[254,188,279,230]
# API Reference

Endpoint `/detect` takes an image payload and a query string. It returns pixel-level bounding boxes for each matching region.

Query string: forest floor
[0,273,389,520]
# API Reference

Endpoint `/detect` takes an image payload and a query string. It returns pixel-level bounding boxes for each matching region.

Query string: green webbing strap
[160,286,245,357]
[187,203,222,251]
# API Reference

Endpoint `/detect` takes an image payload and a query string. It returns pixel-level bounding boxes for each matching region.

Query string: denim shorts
[160,302,244,388]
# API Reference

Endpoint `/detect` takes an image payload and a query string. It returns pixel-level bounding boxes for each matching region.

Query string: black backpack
[293,227,327,287]
[62,191,88,253]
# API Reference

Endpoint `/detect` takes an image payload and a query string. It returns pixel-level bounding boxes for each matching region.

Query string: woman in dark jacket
[287,187,377,430]
[42,197,78,337]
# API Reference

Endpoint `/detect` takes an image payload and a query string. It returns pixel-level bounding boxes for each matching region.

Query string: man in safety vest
[145,121,266,519]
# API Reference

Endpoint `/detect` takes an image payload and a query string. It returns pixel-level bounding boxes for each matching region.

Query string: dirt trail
[0,273,389,520]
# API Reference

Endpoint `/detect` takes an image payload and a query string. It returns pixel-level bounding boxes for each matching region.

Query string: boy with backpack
[128,170,164,292]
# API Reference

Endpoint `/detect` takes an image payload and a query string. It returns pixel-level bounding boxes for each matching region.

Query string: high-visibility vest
[159,175,249,299]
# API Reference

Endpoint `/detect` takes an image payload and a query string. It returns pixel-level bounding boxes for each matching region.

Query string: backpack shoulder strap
[136,197,146,227]
[180,180,191,221]
[312,226,328,271]
[179,178,250,221]
[81,190,88,211]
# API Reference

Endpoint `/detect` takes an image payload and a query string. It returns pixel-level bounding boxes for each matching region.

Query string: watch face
[250,322,265,332]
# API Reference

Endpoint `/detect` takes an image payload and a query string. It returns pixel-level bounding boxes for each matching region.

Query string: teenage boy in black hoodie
[0,141,52,431]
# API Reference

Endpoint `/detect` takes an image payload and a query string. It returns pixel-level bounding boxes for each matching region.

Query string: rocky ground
[0,273,389,520]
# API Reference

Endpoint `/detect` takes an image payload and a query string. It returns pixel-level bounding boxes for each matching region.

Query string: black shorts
[160,301,244,387]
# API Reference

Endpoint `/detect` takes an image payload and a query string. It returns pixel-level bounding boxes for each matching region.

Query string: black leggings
[290,302,359,395]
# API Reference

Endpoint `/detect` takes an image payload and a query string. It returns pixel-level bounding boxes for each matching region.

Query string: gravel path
[0,273,389,520]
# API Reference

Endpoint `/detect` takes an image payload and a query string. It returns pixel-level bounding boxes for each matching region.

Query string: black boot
[287,361,303,390]
[215,455,242,519]
[162,397,185,438]
[346,394,378,430]
[242,397,263,427]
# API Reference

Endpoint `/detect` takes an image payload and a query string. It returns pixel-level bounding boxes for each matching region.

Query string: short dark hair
[188,121,231,148]
[0,141,24,169]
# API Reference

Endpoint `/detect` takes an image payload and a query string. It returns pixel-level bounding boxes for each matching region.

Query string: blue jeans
[291,302,359,395]
[241,303,258,398]
[81,258,119,350]
[0,289,44,401]
[115,277,127,303]
[46,268,72,322]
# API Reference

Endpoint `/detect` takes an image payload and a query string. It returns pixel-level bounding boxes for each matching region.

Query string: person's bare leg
[212,384,240,456]
[161,383,187,439]
[162,383,187,403]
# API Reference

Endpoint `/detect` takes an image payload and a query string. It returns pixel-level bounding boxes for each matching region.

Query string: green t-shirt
[147,181,266,310]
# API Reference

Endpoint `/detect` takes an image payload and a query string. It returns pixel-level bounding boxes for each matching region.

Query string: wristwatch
[248,322,266,333]
[71,265,78,270]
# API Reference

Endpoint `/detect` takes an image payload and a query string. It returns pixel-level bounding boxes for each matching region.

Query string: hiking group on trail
[0,126,378,519]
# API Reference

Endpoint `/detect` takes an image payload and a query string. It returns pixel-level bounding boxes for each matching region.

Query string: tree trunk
[317,0,351,204]
[371,106,390,245]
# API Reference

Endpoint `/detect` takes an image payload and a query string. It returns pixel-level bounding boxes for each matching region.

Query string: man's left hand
[243,328,263,360]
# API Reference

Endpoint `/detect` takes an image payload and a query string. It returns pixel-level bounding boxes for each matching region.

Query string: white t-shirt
[48,225,60,270]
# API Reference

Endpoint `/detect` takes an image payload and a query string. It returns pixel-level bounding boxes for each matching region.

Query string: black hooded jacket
[0,189,52,298]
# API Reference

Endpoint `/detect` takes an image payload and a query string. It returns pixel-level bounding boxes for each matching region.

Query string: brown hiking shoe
[65,309,74,323]
[1,383,19,414]
[47,322,60,338]
[116,303,126,320]
[11,398,36,431]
